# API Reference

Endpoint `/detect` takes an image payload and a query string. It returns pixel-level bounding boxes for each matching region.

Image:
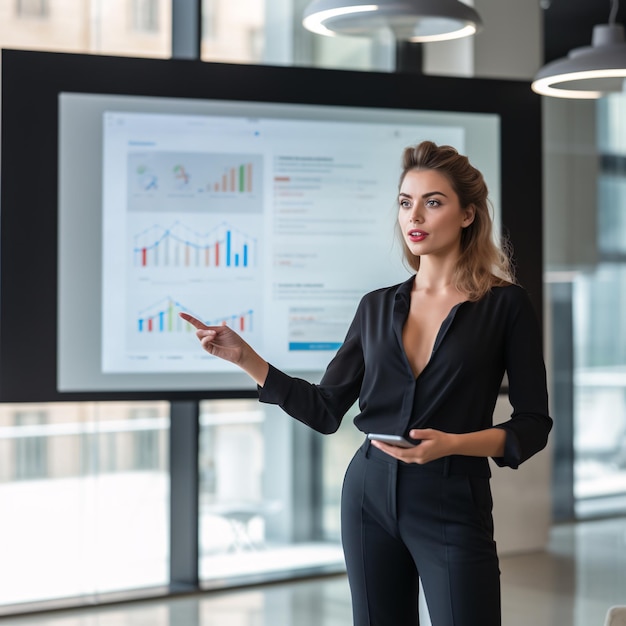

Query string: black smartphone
[367,433,418,448]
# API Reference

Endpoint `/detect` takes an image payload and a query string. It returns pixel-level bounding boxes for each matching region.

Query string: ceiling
[543,0,626,63]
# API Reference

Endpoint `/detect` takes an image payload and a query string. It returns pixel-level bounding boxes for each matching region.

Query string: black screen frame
[0,49,542,402]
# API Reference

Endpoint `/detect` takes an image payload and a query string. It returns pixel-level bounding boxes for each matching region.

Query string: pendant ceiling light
[532,0,626,99]
[302,0,482,43]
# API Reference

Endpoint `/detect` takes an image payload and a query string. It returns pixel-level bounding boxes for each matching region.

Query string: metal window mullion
[550,281,576,522]
[169,0,202,592]
[169,400,200,590]
[171,0,202,60]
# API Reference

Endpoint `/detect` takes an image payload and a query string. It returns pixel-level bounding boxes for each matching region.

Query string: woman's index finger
[179,311,209,330]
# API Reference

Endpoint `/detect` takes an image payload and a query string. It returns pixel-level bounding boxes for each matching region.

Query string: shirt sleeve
[492,288,553,469]
[256,300,365,434]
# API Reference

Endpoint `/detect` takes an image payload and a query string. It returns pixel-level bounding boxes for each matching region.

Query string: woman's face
[397,168,474,261]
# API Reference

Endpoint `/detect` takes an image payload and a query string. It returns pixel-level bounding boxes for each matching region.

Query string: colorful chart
[137,297,254,334]
[133,220,257,268]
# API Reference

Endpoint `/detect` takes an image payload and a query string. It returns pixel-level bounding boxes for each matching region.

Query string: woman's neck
[414,255,460,293]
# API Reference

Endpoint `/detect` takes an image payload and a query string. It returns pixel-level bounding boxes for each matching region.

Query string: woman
[181,141,552,626]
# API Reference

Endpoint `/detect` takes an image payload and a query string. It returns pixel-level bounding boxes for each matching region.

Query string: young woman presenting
[181,141,552,626]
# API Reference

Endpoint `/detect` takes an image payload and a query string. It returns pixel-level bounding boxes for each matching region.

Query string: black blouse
[258,275,552,469]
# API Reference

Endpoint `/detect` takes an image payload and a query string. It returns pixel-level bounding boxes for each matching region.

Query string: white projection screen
[0,50,542,401]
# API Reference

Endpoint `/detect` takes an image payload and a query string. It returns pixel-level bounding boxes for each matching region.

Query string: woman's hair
[397,140,516,301]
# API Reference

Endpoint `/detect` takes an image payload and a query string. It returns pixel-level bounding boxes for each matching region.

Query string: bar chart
[208,162,254,193]
[129,153,261,208]
[137,297,254,334]
[133,220,257,269]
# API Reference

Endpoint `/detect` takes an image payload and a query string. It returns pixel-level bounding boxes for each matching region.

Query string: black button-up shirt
[258,275,552,469]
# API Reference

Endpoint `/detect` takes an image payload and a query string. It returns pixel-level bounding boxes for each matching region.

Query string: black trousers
[341,439,501,626]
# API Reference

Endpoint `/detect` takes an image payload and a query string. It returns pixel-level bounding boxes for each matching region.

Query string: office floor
[7,516,626,626]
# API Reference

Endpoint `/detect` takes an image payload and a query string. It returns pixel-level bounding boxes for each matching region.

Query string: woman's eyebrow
[398,190,448,199]
[421,190,448,199]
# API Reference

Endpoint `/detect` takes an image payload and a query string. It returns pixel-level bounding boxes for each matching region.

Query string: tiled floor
[7,517,626,626]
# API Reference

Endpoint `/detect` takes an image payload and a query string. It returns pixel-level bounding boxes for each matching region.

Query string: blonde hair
[397,141,516,301]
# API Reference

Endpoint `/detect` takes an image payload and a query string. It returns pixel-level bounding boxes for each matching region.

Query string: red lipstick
[408,229,428,242]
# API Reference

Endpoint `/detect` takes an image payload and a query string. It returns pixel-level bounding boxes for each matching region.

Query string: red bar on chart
[142,247,147,266]
[247,163,252,192]
[215,241,220,266]
[240,316,244,331]
[148,318,153,332]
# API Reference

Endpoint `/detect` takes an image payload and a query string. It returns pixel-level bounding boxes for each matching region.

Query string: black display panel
[0,49,542,401]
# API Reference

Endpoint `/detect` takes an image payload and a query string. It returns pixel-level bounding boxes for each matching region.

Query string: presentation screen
[58,94,498,393]
[0,50,541,401]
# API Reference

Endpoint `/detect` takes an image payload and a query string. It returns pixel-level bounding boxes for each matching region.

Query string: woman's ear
[462,205,476,227]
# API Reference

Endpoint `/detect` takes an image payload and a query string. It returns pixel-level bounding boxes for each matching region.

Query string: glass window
[572,93,626,518]
[573,266,626,516]
[13,410,48,480]
[0,0,171,56]
[0,402,169,607]
[202,0,217,41]
[0,3,172,607]
[199,0,387,71]
[15,0,48,18]
[319,407,364,542]
[598,174,626,256]
[198,399,345,585]
[131,0,160,33]
[94,0,171,57]
[131,407,163,470]
[201,0,265,64]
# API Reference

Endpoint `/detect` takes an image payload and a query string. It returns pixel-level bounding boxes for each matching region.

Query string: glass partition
[319,407,365,542]
[198,399,345,586]
[0,402,169,607]
[573,94,626,518]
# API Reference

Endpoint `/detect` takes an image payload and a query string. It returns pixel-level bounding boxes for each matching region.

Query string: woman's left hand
[369,428,457,464]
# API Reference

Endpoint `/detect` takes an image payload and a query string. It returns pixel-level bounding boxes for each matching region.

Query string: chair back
[605,606,626,626]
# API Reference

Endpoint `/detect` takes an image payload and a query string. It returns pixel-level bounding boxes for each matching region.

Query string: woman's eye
[399,199,411,208]
[426,198,440,207]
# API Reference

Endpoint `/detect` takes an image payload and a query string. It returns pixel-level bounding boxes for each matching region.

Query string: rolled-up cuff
[491,425,522,469]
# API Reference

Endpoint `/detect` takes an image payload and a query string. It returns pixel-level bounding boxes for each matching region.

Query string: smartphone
[367,433,418,448]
